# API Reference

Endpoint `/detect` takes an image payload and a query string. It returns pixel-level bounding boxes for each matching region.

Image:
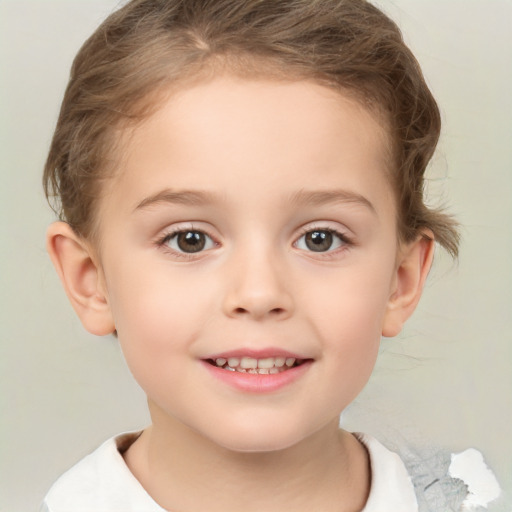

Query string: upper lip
[204,348,311,361]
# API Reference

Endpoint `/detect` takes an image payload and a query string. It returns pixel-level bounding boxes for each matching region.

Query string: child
[40,0,479,510]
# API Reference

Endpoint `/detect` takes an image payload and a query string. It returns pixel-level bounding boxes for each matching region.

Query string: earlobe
[382,232,435,338]
[46,221,115,336]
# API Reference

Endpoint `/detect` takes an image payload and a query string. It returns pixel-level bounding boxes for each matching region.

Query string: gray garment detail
[395,441,504,512]
[397,443,468,512]
[363,425,471,512]
[350,420,507,512]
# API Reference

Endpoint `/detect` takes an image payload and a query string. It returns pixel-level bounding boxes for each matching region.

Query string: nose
[221,246,294,321]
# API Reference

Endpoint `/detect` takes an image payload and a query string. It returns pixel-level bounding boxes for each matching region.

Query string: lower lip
[202,360,312,393]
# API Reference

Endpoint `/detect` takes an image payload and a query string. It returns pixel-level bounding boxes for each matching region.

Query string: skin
[47,77,434,511]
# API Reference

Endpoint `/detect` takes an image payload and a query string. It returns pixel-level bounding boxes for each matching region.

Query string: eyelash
[155,225,353,259]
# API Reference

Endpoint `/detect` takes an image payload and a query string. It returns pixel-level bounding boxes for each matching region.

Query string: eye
[295,228,348,253]
[162,230,215,254]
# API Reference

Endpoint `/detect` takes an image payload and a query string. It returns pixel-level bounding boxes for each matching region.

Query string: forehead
[104,77,394,220]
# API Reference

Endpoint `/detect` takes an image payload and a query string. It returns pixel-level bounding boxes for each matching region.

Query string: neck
[124,406,370,512]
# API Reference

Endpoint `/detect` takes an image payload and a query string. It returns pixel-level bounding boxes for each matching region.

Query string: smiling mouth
[206,356,307,375]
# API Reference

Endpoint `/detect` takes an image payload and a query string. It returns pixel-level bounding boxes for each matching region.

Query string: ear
[381,232,435,337]
[46,221,115,336]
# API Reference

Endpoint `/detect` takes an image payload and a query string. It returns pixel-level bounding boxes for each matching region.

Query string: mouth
[202,351,313,392]
[205,356,308,375]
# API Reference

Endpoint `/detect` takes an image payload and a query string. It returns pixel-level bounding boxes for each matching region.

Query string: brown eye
[165,230,214,253]
[305,230,333,252]
[177,231,205,252]
[296,229,347,253]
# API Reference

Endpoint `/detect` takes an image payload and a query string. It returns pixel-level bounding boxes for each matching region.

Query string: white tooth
[228,357,240,367]
[248,368,258,374]
[225,366,236,372]
[274,357,286,367]
[237,368,247,373]
[269,368,279,374]
[215,358,227,367]
[240,357,258,369]
[258,368,270,374]
[285,358,296,367]
[257,358,275,369]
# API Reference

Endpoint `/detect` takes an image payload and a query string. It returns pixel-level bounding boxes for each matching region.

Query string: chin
[207,422,314,454]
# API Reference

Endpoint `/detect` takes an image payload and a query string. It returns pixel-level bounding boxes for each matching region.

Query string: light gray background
[1,1,511,510]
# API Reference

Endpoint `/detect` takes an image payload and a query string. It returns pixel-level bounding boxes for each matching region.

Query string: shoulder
[400,443,503,512]
[40,432,165,512]
[359,433,502,512]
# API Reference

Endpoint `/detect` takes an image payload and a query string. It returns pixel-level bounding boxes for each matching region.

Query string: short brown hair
[43,0,459,256]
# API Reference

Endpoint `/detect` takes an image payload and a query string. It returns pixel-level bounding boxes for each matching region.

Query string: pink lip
[201,359,313,394]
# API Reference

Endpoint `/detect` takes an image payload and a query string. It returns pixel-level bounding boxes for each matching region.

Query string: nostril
[233,306,286,316]
[226,296,292,319]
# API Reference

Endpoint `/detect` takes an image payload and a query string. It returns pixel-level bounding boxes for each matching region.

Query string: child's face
[95,77,402,451]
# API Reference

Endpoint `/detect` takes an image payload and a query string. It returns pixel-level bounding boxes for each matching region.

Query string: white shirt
[41,431,418,512]
[355,433,418,512]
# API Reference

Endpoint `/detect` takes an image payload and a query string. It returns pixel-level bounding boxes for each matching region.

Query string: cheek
[306,265,393,382]
[105,263,211,372]
[310,263,393,334]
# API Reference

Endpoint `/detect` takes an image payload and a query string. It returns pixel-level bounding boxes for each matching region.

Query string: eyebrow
[134,189,220,211]
[134,187,376,214]
[289,189,376,214]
